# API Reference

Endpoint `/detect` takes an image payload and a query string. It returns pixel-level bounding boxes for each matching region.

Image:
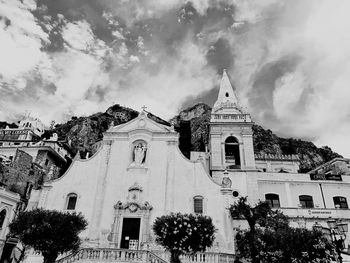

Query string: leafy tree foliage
[9,209,88,263]
[229,197,271,263]
[230,197,334,263]
[153,213,216,263]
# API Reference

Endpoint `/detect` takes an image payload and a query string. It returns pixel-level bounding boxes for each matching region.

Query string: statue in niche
[133,142,147,166]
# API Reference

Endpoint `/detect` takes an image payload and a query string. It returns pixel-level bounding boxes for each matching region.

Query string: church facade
[28,71,350,256]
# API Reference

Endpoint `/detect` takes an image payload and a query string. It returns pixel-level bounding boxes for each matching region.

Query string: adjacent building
[0,116,73,181]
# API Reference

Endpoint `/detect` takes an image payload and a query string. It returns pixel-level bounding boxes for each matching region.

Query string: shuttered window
[194,196,204,214]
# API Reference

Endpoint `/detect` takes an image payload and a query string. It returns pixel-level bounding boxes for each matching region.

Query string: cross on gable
[141,105,147,112]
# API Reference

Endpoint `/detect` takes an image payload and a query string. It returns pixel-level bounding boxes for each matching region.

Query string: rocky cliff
[171,104,342,173]
[44,104,169,157]
[41,103,340,172]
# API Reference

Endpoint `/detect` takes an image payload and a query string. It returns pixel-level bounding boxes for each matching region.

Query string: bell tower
[209,70,256,173]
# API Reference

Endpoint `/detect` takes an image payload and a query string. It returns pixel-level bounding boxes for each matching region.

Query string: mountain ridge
[3,103,341,172]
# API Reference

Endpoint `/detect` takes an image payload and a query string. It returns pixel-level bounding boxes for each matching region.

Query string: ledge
[127,166,148,172]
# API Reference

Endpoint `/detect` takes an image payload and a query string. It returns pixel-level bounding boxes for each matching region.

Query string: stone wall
[0,150,45,198]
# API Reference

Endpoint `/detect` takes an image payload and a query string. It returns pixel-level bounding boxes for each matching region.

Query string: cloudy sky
[1,0,350,157]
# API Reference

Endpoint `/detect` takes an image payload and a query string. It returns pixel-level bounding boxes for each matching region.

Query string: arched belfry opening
[225,136,240,168]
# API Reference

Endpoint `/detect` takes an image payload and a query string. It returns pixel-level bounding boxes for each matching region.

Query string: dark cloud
[85,86,105,102]
[35,0,114,48]
[206,37,234,72]
[179,85,219,110]
[0,16,11,27]
[247,55,301,123]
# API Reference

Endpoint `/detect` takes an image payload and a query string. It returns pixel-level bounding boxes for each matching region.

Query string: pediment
[107,112,172,133]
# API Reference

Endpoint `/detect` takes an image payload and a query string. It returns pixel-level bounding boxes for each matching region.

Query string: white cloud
[0,2,111,124]
[238,0,350,156]
[62,20,95,51]
[106,40,216,118]
[0,0,49,84]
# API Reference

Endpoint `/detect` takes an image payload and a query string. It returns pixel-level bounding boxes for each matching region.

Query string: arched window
[333,196,348,209]
[225,136,240,168]
[66,193,77,210]
[193,196,204,214]
[265,194,280,208]
[0,209,6,229]
[299,195,314,208]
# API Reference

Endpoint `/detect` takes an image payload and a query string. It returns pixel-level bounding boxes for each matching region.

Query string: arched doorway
[225,136,240,168]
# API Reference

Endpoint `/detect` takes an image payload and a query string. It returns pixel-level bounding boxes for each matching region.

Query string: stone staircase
[55,248,235,263]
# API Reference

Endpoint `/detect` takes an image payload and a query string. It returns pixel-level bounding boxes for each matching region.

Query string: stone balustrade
[210,114,251,123]
[56,248,167,263]
[152,250,235,263]
[55,248,235,263]
[254,153,299,161]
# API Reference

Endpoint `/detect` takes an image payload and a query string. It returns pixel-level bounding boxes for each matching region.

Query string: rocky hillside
[172,104,342,173]
[43,104,169,157]
[42,103,340,172]
[0,121,18,129]
[252,125,341,173]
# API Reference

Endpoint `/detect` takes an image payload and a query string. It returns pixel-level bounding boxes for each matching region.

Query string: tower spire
[213,69,240,112]
[209,70,255,173]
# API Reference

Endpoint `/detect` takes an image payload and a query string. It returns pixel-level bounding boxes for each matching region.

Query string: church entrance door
[120,218,141,249]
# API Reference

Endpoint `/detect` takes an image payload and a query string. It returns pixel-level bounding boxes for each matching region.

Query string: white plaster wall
[36,128,236,253]
[320,183,350,209]
[254,172,350,209]
[39,144,110,239]
[258,181,289,207]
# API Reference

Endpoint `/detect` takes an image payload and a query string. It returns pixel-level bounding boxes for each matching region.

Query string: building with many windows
[0,116,73,180]
[27,70,350,261]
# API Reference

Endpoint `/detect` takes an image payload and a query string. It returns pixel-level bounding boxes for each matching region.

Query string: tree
[153,213,216,263]
[230,197,334,263]
[229,196,271,263]
[236,223,333,262]
[9,209,88,263]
